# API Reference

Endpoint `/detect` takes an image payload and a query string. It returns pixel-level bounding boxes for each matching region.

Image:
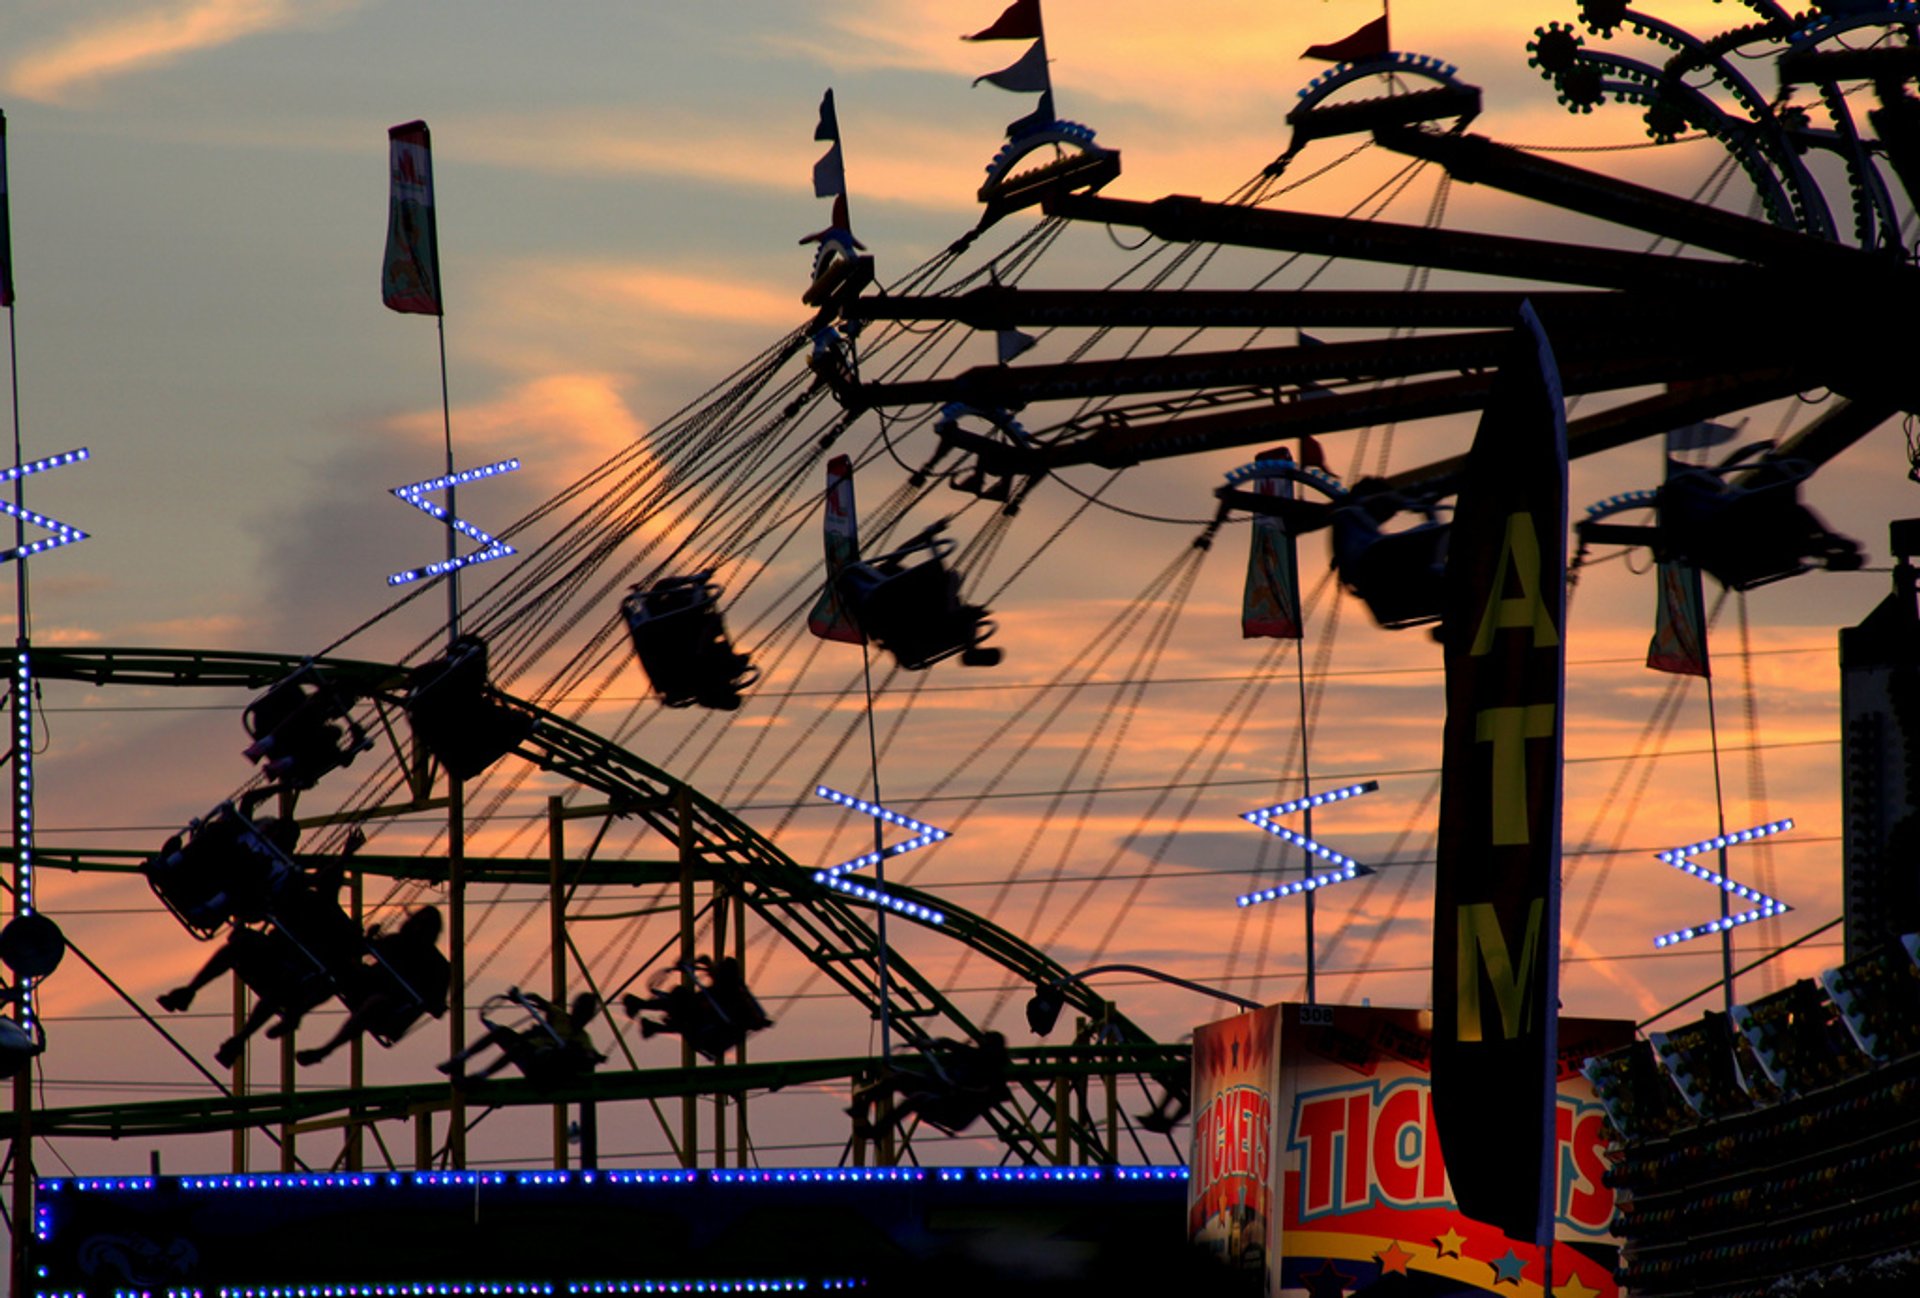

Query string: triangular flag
[1006,90,1057,140]
[1304,15,1390,63]
[975,37,1051,93]
[964,0,1042,41]
[813,140,846,199]
[799,194,866,249]
[997,329,1036,364]
[815,88,840,142]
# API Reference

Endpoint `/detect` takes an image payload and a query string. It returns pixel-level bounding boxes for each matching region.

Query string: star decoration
[1434,1227,1466,1259]
[1375,1241,1414,1275]
[1302,1258,1356,1298]
[1235,779,1379,907]
[387,457,522,587]
[1651,818,1794,947]
[1491,1250,1528,1286]
[0,448,90,563]
[1555,1270,1600,1298]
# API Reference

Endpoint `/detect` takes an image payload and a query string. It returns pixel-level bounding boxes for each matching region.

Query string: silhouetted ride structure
[12,3,1920,1292]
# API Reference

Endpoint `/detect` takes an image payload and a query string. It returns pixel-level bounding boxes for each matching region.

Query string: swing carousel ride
[6,0,1920,1264]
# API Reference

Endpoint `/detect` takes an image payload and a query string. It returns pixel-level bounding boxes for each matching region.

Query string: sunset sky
[0,0,1912,1178]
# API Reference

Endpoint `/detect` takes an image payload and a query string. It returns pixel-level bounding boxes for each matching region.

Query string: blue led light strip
[1651,818,1795,948]
[12,647,32,1028]
[44,1166,1185,1194]
[812,785,951,879]
[1234,782,1378,909]
[387,457,522,587]
[812,870,946,926]
[0,449,89,565]
[809,785,953,924]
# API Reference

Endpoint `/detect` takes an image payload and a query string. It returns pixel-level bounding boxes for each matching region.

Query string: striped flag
[381,120,442,315]
[0,111,14,309]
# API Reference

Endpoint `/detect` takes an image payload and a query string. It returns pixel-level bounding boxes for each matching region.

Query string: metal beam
[1045,191,1765,294]
[26,1045,1190,1139]
[849,286,1658,333]
[1371,126,1907,281]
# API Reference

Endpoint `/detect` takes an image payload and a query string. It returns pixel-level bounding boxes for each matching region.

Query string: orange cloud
[7,0,362,105]
[385,372,650,487]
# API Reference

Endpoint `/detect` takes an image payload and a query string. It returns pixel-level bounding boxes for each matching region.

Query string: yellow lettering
[1475,704,1557,845]
[1470,512,1560,656]
[1456,899,1545,1043]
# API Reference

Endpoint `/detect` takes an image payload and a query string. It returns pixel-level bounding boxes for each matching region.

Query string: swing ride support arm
[1043,191,1765,294]
[1368,126,1905,279]
[847,286,1652,333]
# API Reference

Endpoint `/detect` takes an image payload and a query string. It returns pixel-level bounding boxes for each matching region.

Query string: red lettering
[1567,1111,1613,1229]
[1344,1093,1370,1207]
[1422,1085,1449,1200]
[1294,1095,1347,1215]
[1372,1086,1422,1203]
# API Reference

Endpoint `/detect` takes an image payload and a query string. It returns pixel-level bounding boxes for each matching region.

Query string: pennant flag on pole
[1243,447,1304,640]
[0,110,14,309]
[1430,302,1567,1247]
[1647,561,1709,677]
[382,120,442,316]
[1304,14,1390,63]
[964,0,1042,41]
[975,38,1051,93]
[1647,537,1710,677]
[807,454,866,644]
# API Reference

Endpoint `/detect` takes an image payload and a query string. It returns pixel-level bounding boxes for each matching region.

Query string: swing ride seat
[837,529,1001,671]
[405,634,537,781]
[629,958,772,1062]
[1657,460,1862,591]
[242,664,370,790]
[1331,506,1450,631]
[0,1016,45,1081]
[358,941,451,1049]
[477,992,606,1089]
[621,575,759,711]
[141,802,297,939]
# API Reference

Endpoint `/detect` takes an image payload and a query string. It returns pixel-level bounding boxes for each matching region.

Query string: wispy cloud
[7,0,361,106]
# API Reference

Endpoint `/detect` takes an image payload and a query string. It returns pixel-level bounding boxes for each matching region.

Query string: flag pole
[435,284,467,1174]
[1295,621,1317,1005]
[3,102,35,1298]
[1702,670,1735,1011]
[5,244,32,1298]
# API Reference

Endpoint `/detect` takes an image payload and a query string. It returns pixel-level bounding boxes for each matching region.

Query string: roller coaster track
[7,646,1177,1165]
[23,1046,1188,1143]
